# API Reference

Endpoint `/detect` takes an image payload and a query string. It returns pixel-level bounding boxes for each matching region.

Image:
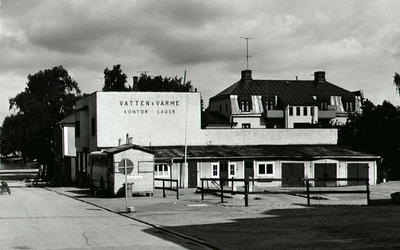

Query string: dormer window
[241,101,250,112]
[239,97,252,112]
[345,102,354,112]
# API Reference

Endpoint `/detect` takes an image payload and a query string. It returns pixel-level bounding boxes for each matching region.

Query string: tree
[337,99,400,180]
[5,65,81,168]
[394,72,400,96]
[102,64,129,91]
[0,114,24,157]
[134,73,193,92]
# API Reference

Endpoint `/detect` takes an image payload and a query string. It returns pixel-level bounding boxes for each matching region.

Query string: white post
[124,159,128,212]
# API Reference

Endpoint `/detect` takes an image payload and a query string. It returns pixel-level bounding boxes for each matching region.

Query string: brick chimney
[241,70,252,83]
[314,71,326,83]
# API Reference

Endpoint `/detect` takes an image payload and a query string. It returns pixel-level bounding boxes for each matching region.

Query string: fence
[200,177,370,207]
[154,178,179,199]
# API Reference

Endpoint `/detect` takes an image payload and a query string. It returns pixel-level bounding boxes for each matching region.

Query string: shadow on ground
[144,204,400,250]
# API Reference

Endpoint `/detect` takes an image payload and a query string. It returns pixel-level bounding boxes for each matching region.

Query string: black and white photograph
[1,1,400,249]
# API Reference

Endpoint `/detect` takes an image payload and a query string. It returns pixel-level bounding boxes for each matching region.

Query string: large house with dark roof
[206,70,363,129]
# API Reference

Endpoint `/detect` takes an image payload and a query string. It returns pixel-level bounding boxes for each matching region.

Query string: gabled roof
[104,144,154,155]
[212,79,358,106]
[56,114,75,125]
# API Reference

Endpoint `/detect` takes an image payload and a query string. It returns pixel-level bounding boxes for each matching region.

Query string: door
[314,163,337,187]
[282,163,305,187]
[244,161,254,180]
[347,163,369,186]
[188,161,197,188]
[219,161,229,187]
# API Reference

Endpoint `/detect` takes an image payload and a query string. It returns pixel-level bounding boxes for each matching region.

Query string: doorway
[282,163,305,187]
[314,163,337,187]
[188,161,197,188]
[347,163,369,185]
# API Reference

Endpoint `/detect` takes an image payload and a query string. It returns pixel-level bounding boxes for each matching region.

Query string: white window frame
[211,162,219,177]
[229,162,236,178]
[257,162,275,177]
[154,164,169,177]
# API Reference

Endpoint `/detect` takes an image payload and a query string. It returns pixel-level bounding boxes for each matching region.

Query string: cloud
[1,0,400,124]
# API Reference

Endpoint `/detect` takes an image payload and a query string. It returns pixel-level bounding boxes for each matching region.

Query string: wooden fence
[200,177,370,207]
[154,178,179,199]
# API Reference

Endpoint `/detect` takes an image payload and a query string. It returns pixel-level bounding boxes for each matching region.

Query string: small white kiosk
[88,144,154,196]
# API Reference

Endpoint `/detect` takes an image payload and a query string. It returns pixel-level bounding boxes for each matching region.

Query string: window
[226,103,228,111]
[303,107,308,116]
[240,100,251,112]
[212,163,219,177]
[320,102,328,110]
[242,123,251,129]
[154,164,169,177]
[91,117,96,136]
[75,121,80,137]
[311,107,315,116]
[229,163,236,176]
[296,107,301,116]
[289,107,293,116]
[258,162,274,176]
[345,102,354,112]
[267,101,274,110]
[219,104,222,112]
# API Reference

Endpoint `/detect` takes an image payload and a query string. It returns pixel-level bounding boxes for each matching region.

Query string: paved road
[0,185,208,250]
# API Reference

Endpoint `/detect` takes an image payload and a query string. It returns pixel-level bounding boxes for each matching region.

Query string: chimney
[314,71,326,83]
[241,70,252,83]
[132,76,139,91]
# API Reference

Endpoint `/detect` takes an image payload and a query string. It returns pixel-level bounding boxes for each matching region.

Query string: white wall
[193,128,338,145]
[286,106,318,128]
[96,92,201,147]
[78,92,338,149]
[64,126,76,157]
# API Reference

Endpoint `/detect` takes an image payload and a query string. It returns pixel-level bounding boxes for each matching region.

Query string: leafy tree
[102,64,129,91]
[338,99,400,180]
[1,114,24,157]
[5,66,81,169]
[395,72,400,95]
[134,73,193,92]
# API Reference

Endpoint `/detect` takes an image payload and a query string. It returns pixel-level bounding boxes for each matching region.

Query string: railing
[304,178,370,205]
[154,178,179,199]
[200,177,370,207]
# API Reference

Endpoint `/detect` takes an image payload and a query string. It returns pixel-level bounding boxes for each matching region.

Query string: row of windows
[289,107,315,117]
[155,162,272,178]
[221,99,355,113]
[212,162,273,177]
[154,164,169,177]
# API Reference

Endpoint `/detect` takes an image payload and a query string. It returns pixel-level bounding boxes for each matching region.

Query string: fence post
[366,178,370,206]
[176,180,179,199]
[245,178,249,207]
[221,180,224,203]
[163,180,166,198]
[306,179,310,206]
[201,179,204,200]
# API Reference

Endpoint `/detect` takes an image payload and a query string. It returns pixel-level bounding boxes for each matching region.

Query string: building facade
[207,70,363,129]
[53,114,76,182]
[70,89,378,190]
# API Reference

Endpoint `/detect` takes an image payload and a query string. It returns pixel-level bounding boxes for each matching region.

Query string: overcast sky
[1,0,399,124]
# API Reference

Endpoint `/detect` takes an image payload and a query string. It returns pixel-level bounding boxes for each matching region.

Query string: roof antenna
[241,37,252,70]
